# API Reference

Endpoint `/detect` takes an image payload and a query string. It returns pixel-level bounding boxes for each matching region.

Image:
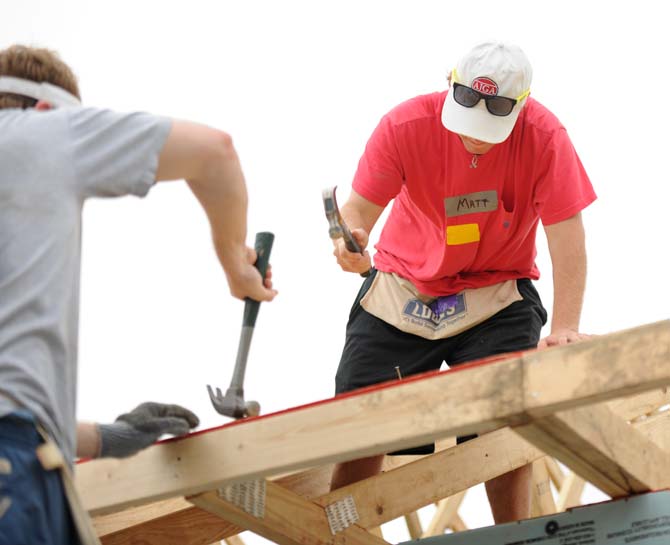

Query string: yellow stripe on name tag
[446,223,480,245]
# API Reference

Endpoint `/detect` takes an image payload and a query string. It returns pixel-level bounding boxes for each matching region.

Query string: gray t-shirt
[0,107,171,463]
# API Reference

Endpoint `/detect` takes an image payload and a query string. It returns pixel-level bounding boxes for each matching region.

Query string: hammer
[207,232,274,419]
[322,186,370,277]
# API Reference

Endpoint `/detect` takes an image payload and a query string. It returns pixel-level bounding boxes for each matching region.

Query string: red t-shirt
[353,92,596,296]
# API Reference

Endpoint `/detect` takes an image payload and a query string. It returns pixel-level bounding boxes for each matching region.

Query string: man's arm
[332,189,385,274]
[539,212,591,348]
[155,120,276,302]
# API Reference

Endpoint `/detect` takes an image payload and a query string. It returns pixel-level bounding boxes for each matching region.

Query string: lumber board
[521,321,670,417]
[93,453,431,543]
[449,514,467,532]
[80,355,524,515]
[99,427,542,544]
[544,457,564,489]
[421,491,466,537]
[404,512,423,540]
[315,427,542,529]
[608,387,670,421]
[96,499,240,545]
[556,471,585,512]
[530,458,557,517]
[515,402,670,497]
[188,483,389,545]
[633,409,670,451]
[77,320,669,516]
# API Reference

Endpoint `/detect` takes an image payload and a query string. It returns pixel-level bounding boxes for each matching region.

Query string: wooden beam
[521,321,670,418]
[555,471,585,512]
[515,402,670,497]
[449,514,467,532]
[94,452,434,543]
[608,387,670,422]
[99,427,542,544]
[422,491,466,537]
[313,427,542,529]
[530,458,557,517]
[633,409,670,451]
[79,353,523,515]
[188,482,389,545]
[544,457,564,490]
[78,320,669,516]
[96,499,241,545]
[404,512,423,540]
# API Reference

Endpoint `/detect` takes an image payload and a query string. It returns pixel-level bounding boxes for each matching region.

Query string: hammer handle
[242,232,274,328]
[341,226,370,278]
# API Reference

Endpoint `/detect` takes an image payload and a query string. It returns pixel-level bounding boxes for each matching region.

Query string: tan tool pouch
[35,430,102,545]
[360,271,522,340]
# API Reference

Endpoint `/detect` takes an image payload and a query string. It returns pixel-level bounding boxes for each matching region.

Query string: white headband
[0,76,80,107]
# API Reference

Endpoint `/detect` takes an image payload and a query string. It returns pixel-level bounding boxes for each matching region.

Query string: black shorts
[334,269,547,454]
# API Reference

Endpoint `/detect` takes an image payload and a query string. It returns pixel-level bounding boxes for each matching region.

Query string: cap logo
[471,77,498,96]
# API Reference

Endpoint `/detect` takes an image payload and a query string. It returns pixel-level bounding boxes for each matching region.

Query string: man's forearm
[550,247,586,331]
[545,213,587,332]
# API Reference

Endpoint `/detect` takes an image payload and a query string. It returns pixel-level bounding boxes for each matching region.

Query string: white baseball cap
[442,42,532,144]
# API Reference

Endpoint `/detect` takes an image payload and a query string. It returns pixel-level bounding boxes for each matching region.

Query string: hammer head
[322,186,344,241]
[207,385,260,419]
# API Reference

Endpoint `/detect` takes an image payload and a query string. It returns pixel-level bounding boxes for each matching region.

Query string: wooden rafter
[188,482,390,545]
[530,457,557,517]
[95,427,541,544]
[93,450,440,543]
[77,320,670,518]
[77,320,670,545]
[515,401,670,497]
[421,491,467,537]
[556,471,585,512]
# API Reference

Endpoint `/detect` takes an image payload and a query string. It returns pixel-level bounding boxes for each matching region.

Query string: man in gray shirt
[0,44,276,544]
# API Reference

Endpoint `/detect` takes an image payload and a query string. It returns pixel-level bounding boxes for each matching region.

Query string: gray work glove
[99,402,200,458]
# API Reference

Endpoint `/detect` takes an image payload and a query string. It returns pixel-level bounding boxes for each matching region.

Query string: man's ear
[35,100,53,111]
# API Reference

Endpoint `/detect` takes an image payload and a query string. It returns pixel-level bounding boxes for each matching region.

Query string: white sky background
[3,0,670,542]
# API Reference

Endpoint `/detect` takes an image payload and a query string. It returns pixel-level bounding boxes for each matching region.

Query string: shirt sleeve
[352,114,405,207]
[533,127,597,225]
[66,108,172,199]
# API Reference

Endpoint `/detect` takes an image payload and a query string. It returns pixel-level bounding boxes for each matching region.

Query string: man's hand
[333,228,372,274]
[98,402,200,458]
[538,328,592,349]
[225,245,277,302]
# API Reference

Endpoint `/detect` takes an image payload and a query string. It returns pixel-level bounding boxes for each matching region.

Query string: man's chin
[459,135,495,155]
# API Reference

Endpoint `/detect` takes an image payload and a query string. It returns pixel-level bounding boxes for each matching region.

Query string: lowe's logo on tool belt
[403,294,466,329]
[472,77,498,95]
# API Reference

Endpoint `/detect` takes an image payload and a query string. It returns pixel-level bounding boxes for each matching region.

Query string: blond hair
[0,45,80,110]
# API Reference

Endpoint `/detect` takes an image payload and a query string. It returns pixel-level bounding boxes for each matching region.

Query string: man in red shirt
[330,42,596,523]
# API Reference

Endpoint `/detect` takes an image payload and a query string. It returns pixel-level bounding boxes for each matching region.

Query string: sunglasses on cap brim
[451,69,530,117]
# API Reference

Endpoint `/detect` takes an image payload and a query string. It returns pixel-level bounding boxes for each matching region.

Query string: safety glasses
[451,69,530,117]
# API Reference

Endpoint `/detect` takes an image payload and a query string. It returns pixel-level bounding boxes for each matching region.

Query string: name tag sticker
[446,223,480,245]
[445,190,498,217]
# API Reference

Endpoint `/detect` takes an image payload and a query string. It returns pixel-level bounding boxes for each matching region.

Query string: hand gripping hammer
[322,186,370,277]
[207,232,274,419]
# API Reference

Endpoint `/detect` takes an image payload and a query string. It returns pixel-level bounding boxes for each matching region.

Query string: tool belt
[360,271,522,340]
[35,429,102,545]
